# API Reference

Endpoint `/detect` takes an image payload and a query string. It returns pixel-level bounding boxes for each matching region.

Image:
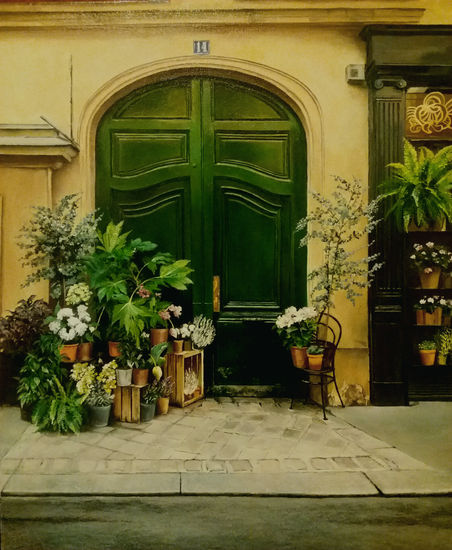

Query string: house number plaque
[193,40,210,55]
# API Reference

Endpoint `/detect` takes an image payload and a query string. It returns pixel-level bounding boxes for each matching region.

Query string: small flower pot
[419,349,436,366]
[132,368,149,386]
[172,340,184,353]
[290,346,308,368]
[108,341,121,357]
[77,342,93,362]
[140,400,157,422]
[87,403,111,427]
[419,267,441,289]
[156,396,170,415]
[116,368,133,387]
[307,354,323,371]
[150,329,169,346]
[424,308,442,326]
[60,343,78,363]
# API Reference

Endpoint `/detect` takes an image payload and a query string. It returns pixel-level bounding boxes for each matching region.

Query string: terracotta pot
[415,310,425,325]
[424,308,442,326]
[150,328,169,346]
[108,341,121,357]
[132,368,149,386]
[156,396,170,415]
[60,343,78,363]
[307,354,323,370]
[419,349,436,366]
[77,342,93,362]
[290,346,308,368]
[116,368,132,387]
[419,267,441,289]
[172,340,184,353]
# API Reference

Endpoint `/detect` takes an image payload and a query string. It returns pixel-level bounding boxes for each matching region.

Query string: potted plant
[274,306,318,368]
[152,303,183,346]
[435,329,452,366]
[380,140,452,232]
[307,344,324,370]
[418,340,437,366]
[179,315,216,350]
[155,376,175,415]
[409,242,451,289]
[414,296,443,325]
[65,283,97,361]
[47,305,95,362]
[71,359,118,427]
[140,382,160,422]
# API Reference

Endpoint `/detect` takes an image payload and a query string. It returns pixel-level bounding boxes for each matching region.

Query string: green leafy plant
[380,140,452,231]
[435,328,452,357]
[418,339,436,350]
[32,378,86,433]
[297,176,383,311]
[274,306,318,349]
[154,376,174,398]
[84,221,193,344]
[149,342,168,368]
[307,344,324,355]
[17,333,64,408]
[0,296,50,357]
[141,383,160,404]
[17,194,98,302]
[84,380,112,407]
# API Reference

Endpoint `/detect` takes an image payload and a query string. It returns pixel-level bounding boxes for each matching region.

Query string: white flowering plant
[173,315,215,349]
[65,283,92,306]
[409,242,451,272]
[274,306,318,349]
[413,295,445,314]
[71,359,118,405]
[47,305,96,344]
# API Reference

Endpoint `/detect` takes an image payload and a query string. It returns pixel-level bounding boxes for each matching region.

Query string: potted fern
[435,329,452,366]
[381,140,452,232]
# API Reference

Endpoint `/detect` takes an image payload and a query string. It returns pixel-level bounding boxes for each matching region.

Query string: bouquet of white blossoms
[274,306,318,349]
[48,305,95,344]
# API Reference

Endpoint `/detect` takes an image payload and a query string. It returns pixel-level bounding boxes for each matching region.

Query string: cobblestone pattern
[0,399,430,476]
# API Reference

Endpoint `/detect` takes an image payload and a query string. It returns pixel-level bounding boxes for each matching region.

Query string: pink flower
[138,285,151,298]
[169,305,182,318]
[158,310,171,321]
[424,267,433,274]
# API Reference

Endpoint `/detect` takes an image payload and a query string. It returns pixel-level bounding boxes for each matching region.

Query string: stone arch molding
[78,55,324,213]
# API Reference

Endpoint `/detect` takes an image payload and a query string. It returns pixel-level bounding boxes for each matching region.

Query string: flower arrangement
[414,296,444,314]
[159,304,182,333]
[173,315,215,349]
[409,242,451,273]
[71,359,118,404]
[274,306,318,349]
[47,305,95,344]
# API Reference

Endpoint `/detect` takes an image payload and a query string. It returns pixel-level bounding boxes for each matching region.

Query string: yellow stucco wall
[1,0,451,400]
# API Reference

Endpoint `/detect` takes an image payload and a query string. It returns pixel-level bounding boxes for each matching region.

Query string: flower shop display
[435,329,452,366]
[409,242,451,289]
[175,315,216,350]
[274,306,318,368]
[414,296,444,325]
[140,383,160,422]
[307,344,325,371]
[71,359,118,427]
[18,194,99,302]
[380,140,452,232]
[165,349,204,407]
[418,340,437,366]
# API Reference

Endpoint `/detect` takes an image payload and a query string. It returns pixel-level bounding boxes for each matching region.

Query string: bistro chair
[292,311,344,420]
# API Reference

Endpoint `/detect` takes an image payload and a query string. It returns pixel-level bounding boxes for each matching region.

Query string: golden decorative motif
[406,92,452,135]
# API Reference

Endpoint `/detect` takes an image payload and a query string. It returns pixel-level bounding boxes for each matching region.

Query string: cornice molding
[0,4,425,29]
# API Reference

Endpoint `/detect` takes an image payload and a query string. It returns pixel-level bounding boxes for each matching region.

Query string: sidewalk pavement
[1,398,451,497]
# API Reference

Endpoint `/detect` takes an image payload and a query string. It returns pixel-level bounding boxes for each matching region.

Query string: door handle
[213,275,220,313]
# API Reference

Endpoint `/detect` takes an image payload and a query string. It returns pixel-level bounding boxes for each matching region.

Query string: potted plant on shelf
[380,140,452,232]
[418,340,437,366]
[180,315,216,350]
[152,303,183,347]
[307,344,325,370]
[140,382,160,423]
[409,242,451,289]
[435,329,452,366]
[274,306,318,368]
[414,296,443,326]
[71,359,118,427]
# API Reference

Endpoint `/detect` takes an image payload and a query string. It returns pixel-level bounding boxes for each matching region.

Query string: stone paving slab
[367,470,452,496]
[180,472,380,496]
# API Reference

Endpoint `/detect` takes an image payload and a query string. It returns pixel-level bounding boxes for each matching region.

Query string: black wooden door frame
[362,25,452,405]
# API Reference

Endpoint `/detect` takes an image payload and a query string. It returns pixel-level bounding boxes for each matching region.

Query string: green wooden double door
[96,77,307,388]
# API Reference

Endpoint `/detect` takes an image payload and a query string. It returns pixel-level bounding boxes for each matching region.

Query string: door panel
[96,76,306,388]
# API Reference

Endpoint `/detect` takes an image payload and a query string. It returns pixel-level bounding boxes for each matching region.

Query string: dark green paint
[96,77,307,387]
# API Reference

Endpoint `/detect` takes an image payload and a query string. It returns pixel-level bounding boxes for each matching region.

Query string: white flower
[67,316,79,328]
[426,242,435,248]
[57,307,73,320]
[427,298,434,303]
[48,320,61,334]
[410,255,416,259]
[169,328,179,338]
[419,299,426,305]
[75,322,88,337]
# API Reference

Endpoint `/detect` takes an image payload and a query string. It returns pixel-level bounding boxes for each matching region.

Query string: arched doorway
[96,76,307,389]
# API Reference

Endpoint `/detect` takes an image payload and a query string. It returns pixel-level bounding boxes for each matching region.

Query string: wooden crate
[113,384,146,423]
[165,350,204,407]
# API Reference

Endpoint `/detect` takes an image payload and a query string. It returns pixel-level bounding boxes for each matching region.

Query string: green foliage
[297,176,383,311]
[119,333,150,369]
[380,140,452,231]
[435,329,452,356]
[307,344,324,355]
[84,380,112,407]
[141,383,160,404]
[17,194,99,301]
[149,342,168,367]
[418,339,436,350]
[0,296,50,356]
[84,221,193,343]
[32,378,85,434]
[17,333,64,407]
